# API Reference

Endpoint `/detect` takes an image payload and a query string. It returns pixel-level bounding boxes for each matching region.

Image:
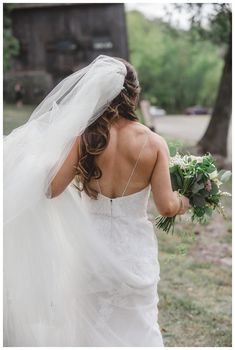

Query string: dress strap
[121,132,149,197]
[96,179,102,194]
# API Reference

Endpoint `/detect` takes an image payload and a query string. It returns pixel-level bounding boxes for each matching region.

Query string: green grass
[148,174,232,347]
[3,103,35,135]
[4,104,232,347]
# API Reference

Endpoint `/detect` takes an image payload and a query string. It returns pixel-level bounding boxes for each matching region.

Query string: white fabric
[80,185,164,346]
[3,54,164,346]
[4,55,126,225]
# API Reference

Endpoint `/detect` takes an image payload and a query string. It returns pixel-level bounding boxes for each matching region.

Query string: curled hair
[74,58,141,199]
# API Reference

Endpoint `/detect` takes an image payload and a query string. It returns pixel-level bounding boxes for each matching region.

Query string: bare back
[50,116,189,217]
[89,119,157,198]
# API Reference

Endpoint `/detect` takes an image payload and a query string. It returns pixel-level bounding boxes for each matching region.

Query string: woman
[4,55,190,346]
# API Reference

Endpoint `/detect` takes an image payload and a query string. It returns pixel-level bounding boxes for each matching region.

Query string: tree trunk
[197,20,232,157]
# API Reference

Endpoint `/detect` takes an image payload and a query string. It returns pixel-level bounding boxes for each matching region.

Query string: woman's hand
[175,192,191,215]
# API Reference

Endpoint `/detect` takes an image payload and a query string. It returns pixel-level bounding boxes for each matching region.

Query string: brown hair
[74,58,141,199]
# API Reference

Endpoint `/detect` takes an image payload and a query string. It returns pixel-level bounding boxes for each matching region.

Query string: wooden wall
[11,3,129,82]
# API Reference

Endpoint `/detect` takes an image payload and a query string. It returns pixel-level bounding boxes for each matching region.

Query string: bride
[3,55,190,346]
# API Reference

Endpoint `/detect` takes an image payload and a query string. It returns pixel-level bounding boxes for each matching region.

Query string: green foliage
[3,4,19,72]
[218,170,232,183]
[127,10,223,113]
[150,177,232,346]
[178,3,232,46]
[209,6,231,45]
[168,140,183,157]
[156,152,231,233]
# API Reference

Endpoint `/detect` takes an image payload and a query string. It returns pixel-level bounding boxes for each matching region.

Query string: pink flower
[205,180,212,192]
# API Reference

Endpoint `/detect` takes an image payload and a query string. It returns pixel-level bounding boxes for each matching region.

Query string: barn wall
[4,4,128,103]
[11,4,128,77]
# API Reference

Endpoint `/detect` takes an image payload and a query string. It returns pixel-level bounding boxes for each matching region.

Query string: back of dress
[80,132,164,346]
[4,55,166,347]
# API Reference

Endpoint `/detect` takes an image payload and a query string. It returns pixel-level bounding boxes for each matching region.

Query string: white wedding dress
[79,137,164,347]
[4,164,164,347]
[80,189,164,346]
[4,55,164,346]
[4,135,164,347]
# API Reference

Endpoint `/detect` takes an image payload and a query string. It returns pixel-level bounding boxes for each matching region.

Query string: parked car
[184,105,209,115]
[149,106,167,117]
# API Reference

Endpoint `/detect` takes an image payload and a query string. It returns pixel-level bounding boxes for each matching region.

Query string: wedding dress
[79,133,164,346]
[3,55,164,346]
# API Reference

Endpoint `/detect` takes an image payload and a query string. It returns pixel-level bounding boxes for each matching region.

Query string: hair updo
[74,58,141,199]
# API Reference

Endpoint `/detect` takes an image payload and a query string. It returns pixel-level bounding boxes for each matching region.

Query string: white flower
[170,153,187,169]
[209,170,218,180]
[196,156,204,163]
[190,155,203,163]
[220,191,232,197]
[213,178,223,187]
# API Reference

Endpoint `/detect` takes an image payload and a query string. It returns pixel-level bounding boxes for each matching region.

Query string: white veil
[4,55,160,346]
[4,55,127,225]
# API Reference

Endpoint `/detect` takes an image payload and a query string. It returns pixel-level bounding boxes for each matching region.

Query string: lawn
[148,158,232,347]
[4,104,232,347]
[3,103,35,135]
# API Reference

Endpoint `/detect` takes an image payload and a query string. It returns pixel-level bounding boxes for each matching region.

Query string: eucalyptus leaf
[196,173,203,181]
[194,206,206,217]
[210,182,219,195]
[220,170,232,183]
[169,145,177,157]
[170,165,178,174]
[199,189,210,198]
[168,141,183,156]
[192,194,206,207]
[205,207,213,216]
[191,181,205,194]
[175,172,183,188]
[218,169,226,180]
[207,165,216,173]
[170,173,180,191]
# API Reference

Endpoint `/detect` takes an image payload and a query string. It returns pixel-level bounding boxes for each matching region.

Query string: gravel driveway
[153,115,232,161]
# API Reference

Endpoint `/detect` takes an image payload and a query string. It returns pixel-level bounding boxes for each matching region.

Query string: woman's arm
[48,137,80,198]
[150,135,190,217]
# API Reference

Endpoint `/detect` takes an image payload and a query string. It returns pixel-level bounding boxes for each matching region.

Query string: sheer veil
[4,55,160,346]
[4,55,126,225]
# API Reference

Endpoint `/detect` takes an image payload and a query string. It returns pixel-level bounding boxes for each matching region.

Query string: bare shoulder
[148,131,169,156]
[127,121,169,156]
[113,120,169,159]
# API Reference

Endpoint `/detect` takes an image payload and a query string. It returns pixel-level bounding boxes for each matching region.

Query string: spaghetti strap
[121,132,149,197]
[96,179,102,194]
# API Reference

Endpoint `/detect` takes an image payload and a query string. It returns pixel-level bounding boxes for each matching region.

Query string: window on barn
[92,36,113,50]
[46,39,77,53]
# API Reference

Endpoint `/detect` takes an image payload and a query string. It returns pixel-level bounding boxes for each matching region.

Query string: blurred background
[3,2,232,347]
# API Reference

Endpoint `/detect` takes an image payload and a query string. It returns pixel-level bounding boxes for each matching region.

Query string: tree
[178,4,232,157]
[3,4,19,72]
[127,10,223,113]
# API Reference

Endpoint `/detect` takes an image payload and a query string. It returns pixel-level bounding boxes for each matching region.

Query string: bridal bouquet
[155,152,232,234]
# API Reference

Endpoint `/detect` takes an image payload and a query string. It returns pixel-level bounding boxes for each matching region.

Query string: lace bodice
[81,182,159,282]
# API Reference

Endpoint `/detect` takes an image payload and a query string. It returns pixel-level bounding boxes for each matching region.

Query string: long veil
[4,55,160,346]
